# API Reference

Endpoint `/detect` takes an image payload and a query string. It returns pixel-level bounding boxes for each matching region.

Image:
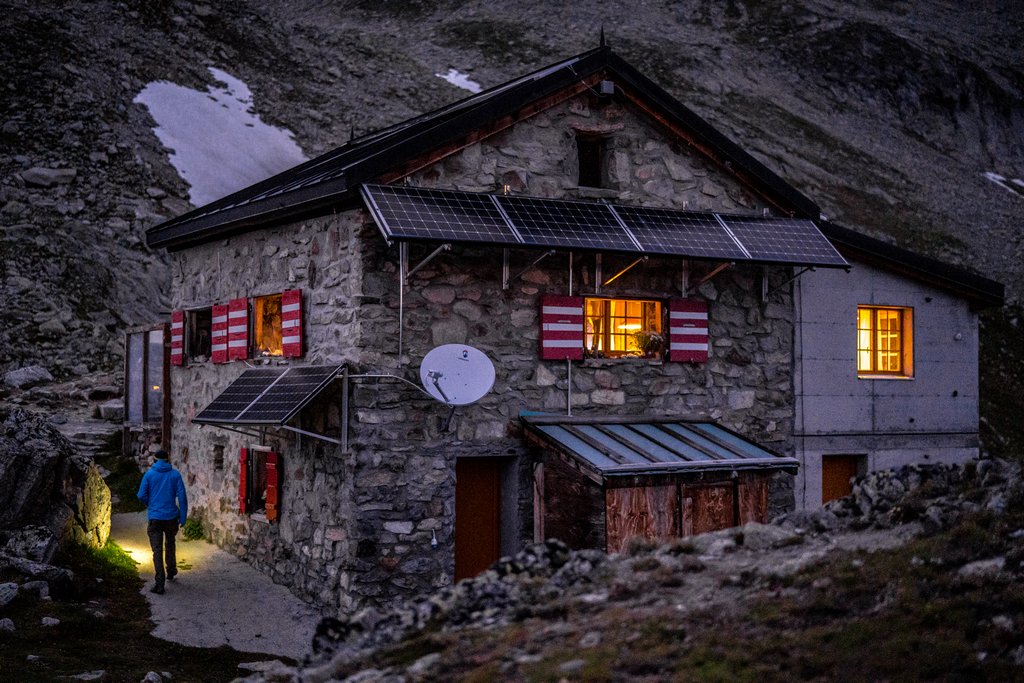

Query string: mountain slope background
[2,0,1022,447]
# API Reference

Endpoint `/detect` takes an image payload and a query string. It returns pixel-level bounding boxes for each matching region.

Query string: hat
[153,449,168,460]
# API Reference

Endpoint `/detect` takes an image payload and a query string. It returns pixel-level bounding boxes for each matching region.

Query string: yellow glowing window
[857,306,913,376]
[253,293,283,357]
[585,298,662,357]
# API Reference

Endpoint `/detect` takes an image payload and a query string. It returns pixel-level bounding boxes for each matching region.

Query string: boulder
[0,408,111,559]
[0,618,14,632]
[98,400,124,421]
[0,582,17,607]
[3,365,53,389]
[20,166,77,188]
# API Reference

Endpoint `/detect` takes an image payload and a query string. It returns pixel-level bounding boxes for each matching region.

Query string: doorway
[822,454,865,504]
[455,457,502,581]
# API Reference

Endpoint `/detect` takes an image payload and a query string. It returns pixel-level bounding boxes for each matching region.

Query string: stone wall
[167,88,798,613]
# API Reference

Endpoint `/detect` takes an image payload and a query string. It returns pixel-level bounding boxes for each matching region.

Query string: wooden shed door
[822,455,862,504]
[455,458,502,581]
[682,484,735,536]
[605,485,678,554]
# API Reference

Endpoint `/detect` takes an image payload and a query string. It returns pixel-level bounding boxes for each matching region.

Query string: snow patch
[134,68,307,207]
[982,172,1024,198]
[436,68,482,94]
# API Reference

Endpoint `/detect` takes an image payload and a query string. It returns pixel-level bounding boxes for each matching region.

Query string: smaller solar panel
[497,195,640,252]
[193,366,341,425]
[363,184,520,245]
[720,215,847,266]
[613,205,748,259]
[237,366,340,424]
[193,369,282,424]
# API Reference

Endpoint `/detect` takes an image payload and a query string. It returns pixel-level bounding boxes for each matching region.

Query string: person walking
[137,448,188,595]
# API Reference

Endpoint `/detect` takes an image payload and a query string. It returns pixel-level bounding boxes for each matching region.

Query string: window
[253,293,283,357]
[239,447,280,521]
[212,444,224,471]
[124,325,168,425]
[576,135,606,188]
[187,307,212,361]
[585,298,662,357]
[857,306,913,377]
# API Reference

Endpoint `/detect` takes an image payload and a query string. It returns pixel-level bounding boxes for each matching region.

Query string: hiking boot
[150,584,165,595]
[167,571,177,582]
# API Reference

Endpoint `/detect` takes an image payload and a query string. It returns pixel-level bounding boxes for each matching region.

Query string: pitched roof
[819,220,1004,308]
[146,46,820,251]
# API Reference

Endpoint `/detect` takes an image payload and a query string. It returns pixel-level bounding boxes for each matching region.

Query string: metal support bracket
[404,243,451,284]
[512,249,555,284]
[686,261,733,295]
[595,254,603,294]
[603,256,648,287]
[768,266,814,296]
[502,249,510,290]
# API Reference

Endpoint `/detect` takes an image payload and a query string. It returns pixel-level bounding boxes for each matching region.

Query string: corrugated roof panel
[537,425,619,470]
[603,424,681,463]
[690,423,771,459]
[521,416,798,478]
[575,425,648,465]
[631,423,714,461]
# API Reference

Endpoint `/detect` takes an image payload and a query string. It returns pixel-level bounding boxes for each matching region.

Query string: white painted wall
[793,259,980,508]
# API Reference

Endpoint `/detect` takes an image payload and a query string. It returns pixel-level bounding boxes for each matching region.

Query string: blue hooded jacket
[137,460,188,525]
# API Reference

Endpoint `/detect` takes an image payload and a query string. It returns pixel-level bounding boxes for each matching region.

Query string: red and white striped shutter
[170,311,184,366]
[668,299,709,362]
[211,304,229,364]
[265,452,280,522]
[540,295,584,360]
[238,448,249,515]
[227,297,249,361]
[281,289,303,358]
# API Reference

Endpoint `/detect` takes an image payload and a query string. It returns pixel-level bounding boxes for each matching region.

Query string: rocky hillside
[242,459,1024,681]
[2,0,1022,441]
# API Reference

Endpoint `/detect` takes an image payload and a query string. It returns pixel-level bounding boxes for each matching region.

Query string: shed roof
[521,415,798,483]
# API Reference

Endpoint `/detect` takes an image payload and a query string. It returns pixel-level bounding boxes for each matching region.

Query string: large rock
[3,365,54,389]
[20,166,77,187]
[0,408,111,560]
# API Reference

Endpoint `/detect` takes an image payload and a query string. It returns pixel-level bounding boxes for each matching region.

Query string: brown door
[682,483,735,536]
[822,455,862,504]
[605,485,678,554]
[455,458,502,581]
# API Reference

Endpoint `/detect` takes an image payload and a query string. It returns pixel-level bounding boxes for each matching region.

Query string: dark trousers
[147,519,179,586]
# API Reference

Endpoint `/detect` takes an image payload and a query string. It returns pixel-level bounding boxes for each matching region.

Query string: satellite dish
[419,344,495,406]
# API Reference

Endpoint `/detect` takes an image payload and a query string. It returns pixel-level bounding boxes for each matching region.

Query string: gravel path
[110,512,320,661]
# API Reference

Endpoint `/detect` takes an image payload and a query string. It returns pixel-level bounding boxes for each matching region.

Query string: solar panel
[237,366,340,424]
[719,215,847,266]
[612,205,748,259]
[362,184,520,245]
[496,195,640,252]
[193,366,341,425]
[193,369,282,424]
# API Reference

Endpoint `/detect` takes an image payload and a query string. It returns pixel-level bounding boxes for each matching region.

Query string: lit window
[857,306,913,376]
[253,294,283,356]
[585,298,662,357]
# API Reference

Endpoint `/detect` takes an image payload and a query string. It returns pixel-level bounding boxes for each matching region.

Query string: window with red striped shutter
[169,311,184,366]
[265,452,280,522]
[211,304,229,364]
[668,298,709,362]
[281,289,303,358]
[238,448,248,514]
[227,297,249,360]
[539,295,584,360]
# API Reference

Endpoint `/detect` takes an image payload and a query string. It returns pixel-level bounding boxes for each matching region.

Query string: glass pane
[146,329,164,421]
[126,333,144,424]
[254,294,283,356]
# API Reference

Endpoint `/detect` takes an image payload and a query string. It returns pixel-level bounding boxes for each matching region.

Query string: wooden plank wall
[540,453,607,551]
[605,485,678,554]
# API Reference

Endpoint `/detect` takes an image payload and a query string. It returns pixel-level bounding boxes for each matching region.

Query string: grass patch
[0,540,289,681]
[181,518,204,542]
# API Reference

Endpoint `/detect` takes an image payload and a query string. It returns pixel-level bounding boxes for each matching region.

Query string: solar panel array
[361,184,847,267]
[499,195,640,252]
[193,366,341,426]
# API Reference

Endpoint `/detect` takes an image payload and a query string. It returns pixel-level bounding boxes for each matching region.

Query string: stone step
[56,419,119,459]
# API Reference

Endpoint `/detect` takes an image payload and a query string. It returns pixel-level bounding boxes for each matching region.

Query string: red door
[455,458,502,581]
